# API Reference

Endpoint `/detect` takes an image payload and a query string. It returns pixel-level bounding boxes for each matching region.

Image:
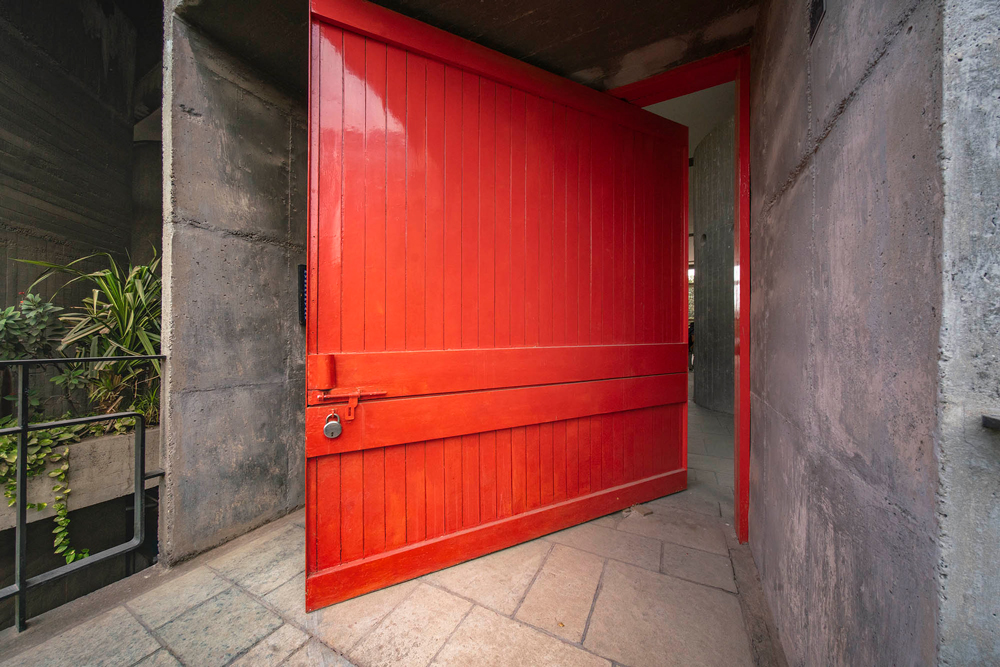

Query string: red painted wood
[607,47,751,544]
[307,2,690,606]
[307,470,687,611]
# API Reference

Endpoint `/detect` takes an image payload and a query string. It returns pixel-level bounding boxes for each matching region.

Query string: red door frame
[608,48,752,543]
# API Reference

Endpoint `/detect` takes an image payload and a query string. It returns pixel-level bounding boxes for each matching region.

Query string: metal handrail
[0,355,165,631]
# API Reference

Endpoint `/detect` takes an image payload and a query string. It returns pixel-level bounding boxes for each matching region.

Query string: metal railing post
[14,364,29,631]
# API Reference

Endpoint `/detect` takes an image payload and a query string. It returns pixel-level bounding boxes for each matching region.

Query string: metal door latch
[315,388,387,420]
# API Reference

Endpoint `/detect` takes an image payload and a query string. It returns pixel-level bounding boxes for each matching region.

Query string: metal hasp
[0,354,165,632]
[983,415,1000,431]
[314,388,387,421]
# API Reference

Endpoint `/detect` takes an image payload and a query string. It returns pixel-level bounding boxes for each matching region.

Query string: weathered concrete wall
[0,0,136,298]
[161,14,307,562]
[748,0,943,663]
[937,1,1000,662]
[691,117,735,414]
[131,140,164,266]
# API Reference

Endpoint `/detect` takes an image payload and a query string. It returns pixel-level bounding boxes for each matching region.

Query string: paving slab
[230,624,309,666]
[660,541,737,593]
[588,512,623,529]
[127,566,231,629]
[425,540,550,615]
[157,587,282,667]
[209,523,305,596]
[515,544,605,642]
[265,572,418,652]
[284,639,355,666]
[433,606,609,667]
[584,560,752,666]
[135,650,182,666]
[0,607,159,667]
[647,484,724,517]
[544,522,660,571]
[350,583,471,667]
[618,507,728,555]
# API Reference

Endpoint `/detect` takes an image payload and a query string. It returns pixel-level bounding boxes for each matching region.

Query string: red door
[305,0,689,611]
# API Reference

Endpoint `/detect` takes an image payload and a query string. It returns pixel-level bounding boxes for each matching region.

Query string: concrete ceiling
[645,82,735,151]
[175,0,757,98]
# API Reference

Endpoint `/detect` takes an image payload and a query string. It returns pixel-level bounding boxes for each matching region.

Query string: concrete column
[691,116,735,414]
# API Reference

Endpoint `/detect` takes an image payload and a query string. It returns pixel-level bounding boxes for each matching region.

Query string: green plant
[0,293,63,360]
[22,252,162,428]
[0,415,90,563]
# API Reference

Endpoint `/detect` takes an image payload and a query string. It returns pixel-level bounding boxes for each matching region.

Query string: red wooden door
[305,0,689,611]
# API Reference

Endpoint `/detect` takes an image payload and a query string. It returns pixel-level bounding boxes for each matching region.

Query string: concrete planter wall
[0,427,160,532]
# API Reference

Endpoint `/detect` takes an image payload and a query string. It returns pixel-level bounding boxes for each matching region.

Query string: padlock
[323,413,343,439]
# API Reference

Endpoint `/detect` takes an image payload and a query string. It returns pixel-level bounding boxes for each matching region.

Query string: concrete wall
[937,1,1000,662]
[691,116,735,414]
[0,0,137,306]
[161,14,307,562]
[748,0,943,663]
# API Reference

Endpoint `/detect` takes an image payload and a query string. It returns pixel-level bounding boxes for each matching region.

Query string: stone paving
[0,395,771,667]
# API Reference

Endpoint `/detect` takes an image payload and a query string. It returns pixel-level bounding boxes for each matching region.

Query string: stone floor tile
[230,624,309,666]
[350,583,471,667]
[134,650,181,666]
[209,524,305,596]
[588,511,623,529]
[425,540,550,615]
[618,507,728,555]
[157,587,282,667]
[515,544,604,642]
[433,606,609,667]
[689,453,735,474]
[265,572,418,652]
[583,560,752,666]
[647,486,722,517]
[283,639,354,667]
[0,607,158,667]
[703,432,735,459]
[660,542,736,593]
[690,469,719,484]
[545,522,660,571]
[127,567,231,629]
[687,434,707,455]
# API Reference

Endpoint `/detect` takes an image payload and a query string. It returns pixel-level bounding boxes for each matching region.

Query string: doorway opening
[609,50,751,541]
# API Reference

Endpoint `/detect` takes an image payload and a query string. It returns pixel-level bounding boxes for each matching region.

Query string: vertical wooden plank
[479,80,496,350]
[480,431,497,522]
[511,426,527,515]
[496,428,513,518]
[341,33,366,352]
[539,422,554,505]
[641,406,654,479]
[590,118,604,346]
[525,424,541,509]
[612,412,625,486]
[314,455,340,569]
[461,72,480,348]
[385,444,407,548]
[405,54,427,350]
[425,61,446,350]
[578,416,591,495]
[552,420,567,502]
[579,114,592,346]
[444,435,462,532]
[494,85,512,349]
[306,458,317,573]
[363,448,386,556]
[425,438,446,537]
[612,126,625,345]
[601,414,614,490]
[537,100,554,346]
[308,22,321,357]
[509,90,527,347]
[552,105,567,347]
[602,124,616,346]
[443,66,463,349]
[591,415,604,491]
[462,433,480,527]
[565,109,579,347]
[524,94,541,347]
[341,451,364,561]
[385,46,407,351]
[405,442,426,543]
[316,27,343,354]
[623,131,635,346]
[566,418,579,498]
[624,409,636,482]
[364,41,388,352]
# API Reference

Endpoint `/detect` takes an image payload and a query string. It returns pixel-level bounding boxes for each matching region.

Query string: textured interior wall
[0,0,137,305]
[938,0,1000,662]
[162,14,307,561]
[691,116,735,414]
[748,0,943,663]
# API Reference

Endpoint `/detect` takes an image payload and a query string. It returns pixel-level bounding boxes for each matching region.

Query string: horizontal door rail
[0,355,165,632]
[307,344,688,404]
[306,372,686,457]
